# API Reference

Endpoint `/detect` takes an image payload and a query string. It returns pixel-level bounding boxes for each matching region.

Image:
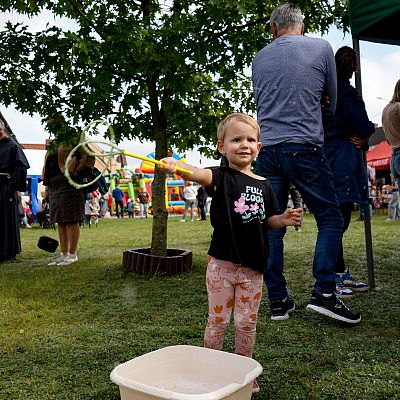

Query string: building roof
[20,140,122,178]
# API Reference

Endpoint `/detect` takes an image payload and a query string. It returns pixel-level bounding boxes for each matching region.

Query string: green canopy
[349,0,400,45]
[347,1,400,290]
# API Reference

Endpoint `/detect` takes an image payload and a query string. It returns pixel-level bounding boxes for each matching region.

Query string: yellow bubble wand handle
[122,151,192,175]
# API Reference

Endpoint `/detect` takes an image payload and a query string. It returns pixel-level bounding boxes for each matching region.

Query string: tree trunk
[150,133,168,256]
[147,76,169,256]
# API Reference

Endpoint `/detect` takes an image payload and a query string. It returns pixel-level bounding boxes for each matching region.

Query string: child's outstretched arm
[267,208,303,229]
[158,157,213,186]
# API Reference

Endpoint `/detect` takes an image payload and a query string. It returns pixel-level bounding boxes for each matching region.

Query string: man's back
[184,185,197,200]
[112,187,123,201]
[138,191,149,203]
[252,35,336,146]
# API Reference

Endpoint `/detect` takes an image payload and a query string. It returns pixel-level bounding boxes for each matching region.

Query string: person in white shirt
[181,181,198,222]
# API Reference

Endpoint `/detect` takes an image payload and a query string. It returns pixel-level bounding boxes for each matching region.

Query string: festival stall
[366,140,391,170]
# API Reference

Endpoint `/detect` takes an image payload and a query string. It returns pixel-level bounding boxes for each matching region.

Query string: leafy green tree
[0,0,348,255]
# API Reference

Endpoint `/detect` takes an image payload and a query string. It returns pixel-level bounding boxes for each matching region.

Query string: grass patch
[0,213,399,399]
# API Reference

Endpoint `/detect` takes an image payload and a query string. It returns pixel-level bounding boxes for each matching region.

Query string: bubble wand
[64,119,192,190]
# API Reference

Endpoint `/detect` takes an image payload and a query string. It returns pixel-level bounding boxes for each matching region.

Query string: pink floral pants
[204,257,263,357]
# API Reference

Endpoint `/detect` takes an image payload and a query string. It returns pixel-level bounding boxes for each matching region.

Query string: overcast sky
[1,11,399,170]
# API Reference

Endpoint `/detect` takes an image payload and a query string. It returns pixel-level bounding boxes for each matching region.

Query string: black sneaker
[270,296,295,321]
[306,290,361,324]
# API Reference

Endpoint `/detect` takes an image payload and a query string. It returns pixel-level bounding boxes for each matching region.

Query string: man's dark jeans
[256,144,343,299]
[115,200,124,218]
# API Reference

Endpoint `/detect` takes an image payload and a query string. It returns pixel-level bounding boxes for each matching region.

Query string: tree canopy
[0,0,348,153]
[0,0,348,255]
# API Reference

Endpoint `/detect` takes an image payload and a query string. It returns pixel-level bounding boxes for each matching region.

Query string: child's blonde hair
[217,113,260,142]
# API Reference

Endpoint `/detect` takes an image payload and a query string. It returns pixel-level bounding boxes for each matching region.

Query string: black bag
[78,167,109,195]
[92,167,109,195]
[37,236,59,253]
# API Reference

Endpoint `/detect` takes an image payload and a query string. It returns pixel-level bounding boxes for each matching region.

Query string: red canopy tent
[366,140,391,170]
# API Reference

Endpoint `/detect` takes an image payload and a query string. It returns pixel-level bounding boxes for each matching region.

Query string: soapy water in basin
[156,380,222,394]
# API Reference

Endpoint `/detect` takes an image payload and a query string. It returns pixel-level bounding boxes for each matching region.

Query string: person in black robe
[0,119,30,262]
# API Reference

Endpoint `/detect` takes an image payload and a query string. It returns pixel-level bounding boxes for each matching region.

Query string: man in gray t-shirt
[252,3,361,324]
[253,34,336,146]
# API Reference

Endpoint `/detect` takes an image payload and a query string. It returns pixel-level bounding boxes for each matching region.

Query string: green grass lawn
[0,213,399,400]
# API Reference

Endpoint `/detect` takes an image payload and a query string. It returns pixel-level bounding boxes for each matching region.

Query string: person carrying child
[160,113,302,393]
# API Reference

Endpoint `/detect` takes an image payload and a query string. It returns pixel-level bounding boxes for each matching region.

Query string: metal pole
[353,36,376,289]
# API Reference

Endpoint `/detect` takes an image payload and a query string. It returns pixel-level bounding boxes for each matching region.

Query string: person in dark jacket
[196,186,208,221]
[323,46,375,297]
[112,184,124,218]
[0,120,30,262]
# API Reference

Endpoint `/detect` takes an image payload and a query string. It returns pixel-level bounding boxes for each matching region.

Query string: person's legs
[190,200,196,221]
[56,222,80,266]
[203,257,263,358]
[181,200,189,221]
[391,151,400,219]
[36,211,45,227]
[258,144,360,323]
[233,268,263,358]
[48,223,69,265]
[115,201,120,218]
[395,193,400,219]
[139,203,144,218]
[283,145,343,295]
[120,201,124,218]
[359,206,365,221]
[336,203,353,273]
[336,203,369,292]
[67,222,80,254]
[204,258,235,351]
[199,202,206,220]
[391,149,400,189]
[21,214,31,228]
[335,203,356,298]
[387,194,397,220]
[57,223,69,254]
[256,147,289,301]
[205,198,212,215]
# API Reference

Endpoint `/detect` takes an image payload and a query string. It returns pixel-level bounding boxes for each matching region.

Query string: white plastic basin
[110,345,263,400]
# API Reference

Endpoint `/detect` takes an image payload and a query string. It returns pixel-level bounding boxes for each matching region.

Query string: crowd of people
[2,2,400,394]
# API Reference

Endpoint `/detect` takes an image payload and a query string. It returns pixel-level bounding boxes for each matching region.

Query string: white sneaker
[57,253,78,266]
[180,219,186,222]
[48,253,67,266]
[336,285,354,299]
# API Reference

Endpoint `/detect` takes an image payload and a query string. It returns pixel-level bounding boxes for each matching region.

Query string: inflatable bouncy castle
[140,151,188,214]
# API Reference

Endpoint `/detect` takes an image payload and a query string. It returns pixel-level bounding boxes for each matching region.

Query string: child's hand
[158,157,213,186]
[158,157,180,175]
[281,208,302,227]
